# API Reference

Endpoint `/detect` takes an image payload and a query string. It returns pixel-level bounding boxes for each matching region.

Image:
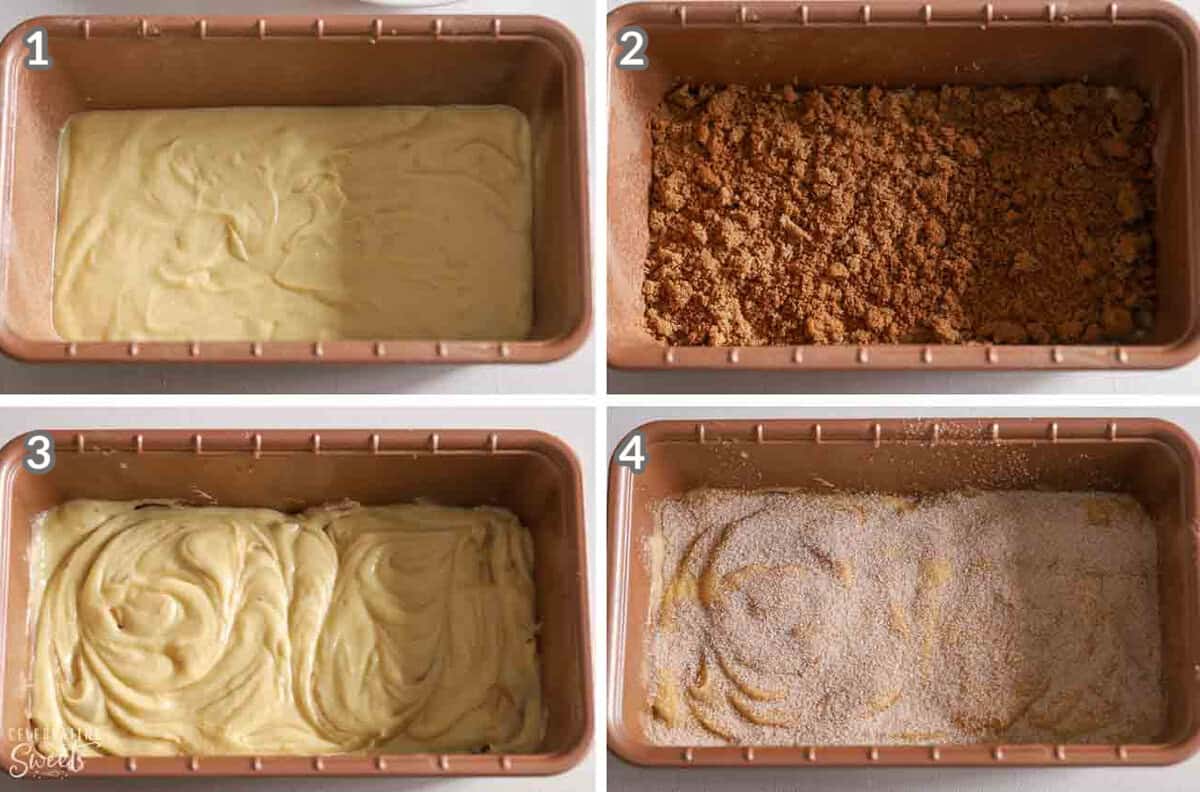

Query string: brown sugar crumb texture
[644,489,1164,747]
[643,83,1158,346]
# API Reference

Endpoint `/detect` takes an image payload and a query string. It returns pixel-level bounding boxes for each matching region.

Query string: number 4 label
[23,27,51,70]
[616,431,648,474]
[616,26,648,71]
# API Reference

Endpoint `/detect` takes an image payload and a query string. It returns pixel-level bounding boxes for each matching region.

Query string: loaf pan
[608,1,1200,370]
[609,417,1200,766]
[0,429,591,776]
[0,15,590,364]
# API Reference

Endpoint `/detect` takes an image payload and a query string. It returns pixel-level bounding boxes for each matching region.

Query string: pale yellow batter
[30,500,544,757]
[52,106,534,342]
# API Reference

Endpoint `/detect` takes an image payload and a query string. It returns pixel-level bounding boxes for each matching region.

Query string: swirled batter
[31,500,544,757]
[646,489,1164,746]
[53,106,533,341]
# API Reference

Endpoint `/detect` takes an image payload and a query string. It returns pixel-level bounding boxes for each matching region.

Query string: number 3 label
[23,432,54,474]
[616,431,647,474]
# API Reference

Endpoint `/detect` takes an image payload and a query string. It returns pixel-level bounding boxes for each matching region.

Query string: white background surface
[604,0,1200,395]
[0,0,596,395]
[0,404,596,791]
[607,405,1200,792]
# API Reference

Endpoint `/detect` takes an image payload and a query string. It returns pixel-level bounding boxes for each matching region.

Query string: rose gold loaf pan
[608,418,1200,766]
[608,0,1200,370]
[0,429,591,777]
[0,15,589,364]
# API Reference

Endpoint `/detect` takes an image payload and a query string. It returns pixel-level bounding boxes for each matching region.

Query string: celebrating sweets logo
[7,727,97,779]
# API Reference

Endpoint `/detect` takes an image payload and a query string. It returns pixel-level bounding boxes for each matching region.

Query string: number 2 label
[616,431,647,474]
[616,26,649,71]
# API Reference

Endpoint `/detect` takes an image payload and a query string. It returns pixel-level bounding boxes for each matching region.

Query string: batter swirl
[31,500,544,757]
[53,106,534,342]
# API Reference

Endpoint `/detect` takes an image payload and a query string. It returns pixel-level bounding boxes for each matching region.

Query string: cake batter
[53,106,534,342]
[31,500,544,757]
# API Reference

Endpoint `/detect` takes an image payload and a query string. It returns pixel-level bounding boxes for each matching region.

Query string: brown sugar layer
[644,489,1164,746]
[643,83,1158,346]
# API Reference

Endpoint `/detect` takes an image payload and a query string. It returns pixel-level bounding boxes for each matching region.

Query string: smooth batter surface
[53,106,534,342]
[31,500,544,757]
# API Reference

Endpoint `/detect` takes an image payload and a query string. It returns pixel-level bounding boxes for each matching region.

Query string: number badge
[23,27,51,71]
[616,26,649,71]
[23,432,55,474]
[615,431,648,474]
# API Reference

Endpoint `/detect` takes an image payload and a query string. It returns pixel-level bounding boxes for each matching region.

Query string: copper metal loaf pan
[608,417,1200,766]
[608,1,1200,370]
[0,429,591,777]
[0,15,590,364]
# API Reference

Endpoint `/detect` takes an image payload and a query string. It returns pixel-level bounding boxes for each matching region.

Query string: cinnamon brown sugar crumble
[643,83,1158,346]
[645,489,1164,746]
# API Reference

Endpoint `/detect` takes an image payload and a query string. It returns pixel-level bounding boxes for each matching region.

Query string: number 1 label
[23,28,51,71]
